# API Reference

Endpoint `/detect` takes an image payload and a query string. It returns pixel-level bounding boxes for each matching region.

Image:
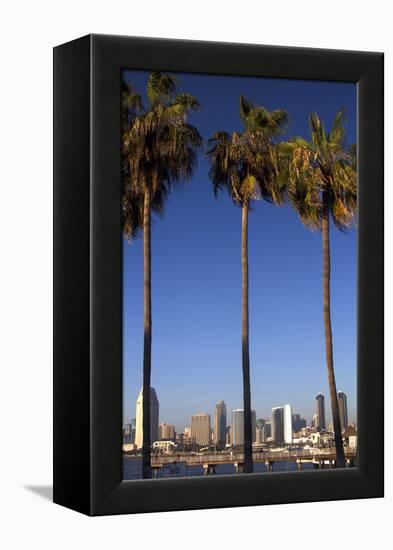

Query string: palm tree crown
[207,96,287,208]
[278,109,357,228]
[122,72,202,239]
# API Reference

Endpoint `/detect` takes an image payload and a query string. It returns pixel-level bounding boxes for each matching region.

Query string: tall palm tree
[207,96,287,473]
[278,110,357,468]
[122,73,202,478]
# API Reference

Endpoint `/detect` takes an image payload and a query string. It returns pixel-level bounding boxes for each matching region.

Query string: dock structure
[149,447,357,475]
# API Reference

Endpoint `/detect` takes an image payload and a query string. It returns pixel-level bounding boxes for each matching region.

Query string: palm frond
[328,108,346,148]
[146,72,176,106]
[172,93,201,112]
[281,110,357,232]
[122,72,202,239]
[207,97,286,208]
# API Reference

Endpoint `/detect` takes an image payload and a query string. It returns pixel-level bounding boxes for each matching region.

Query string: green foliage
[278,110,357,231]
[207,97,288,208]
[122,73,202,239]
[146,72,176,106]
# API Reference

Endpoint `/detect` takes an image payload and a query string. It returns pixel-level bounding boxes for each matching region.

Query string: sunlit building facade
[135,387,159,448]
[191,413,211,446]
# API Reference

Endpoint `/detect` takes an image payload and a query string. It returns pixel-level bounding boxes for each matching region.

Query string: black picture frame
[53,34,384,516]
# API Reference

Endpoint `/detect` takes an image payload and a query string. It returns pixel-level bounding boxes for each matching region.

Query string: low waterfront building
[122,443,137,452]
[152,440,177,454]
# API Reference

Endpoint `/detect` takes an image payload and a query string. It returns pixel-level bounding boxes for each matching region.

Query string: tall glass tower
[213,400,227,449]
[337,391,348,431]
[315,393,326,431]
[272,405,292,444]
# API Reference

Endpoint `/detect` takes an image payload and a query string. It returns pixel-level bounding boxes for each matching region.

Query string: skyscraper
[123,418,136,444]
[213,400,227,449]
[225,426,232,446]
[255,428,263,444]
[231,409,256,446]
[315,393,326,431]
[256,418,265,429]
[159,423,176,441]
[272,407,284,444]
[130,417,136,443]
[283,404,292,444]
[261,421,271,442]
[292,413,306,433]
[123,423,132,444]
[272,405,292,444]
[191,413,211,446]
[135,387,159,448]
[337,391,348,431]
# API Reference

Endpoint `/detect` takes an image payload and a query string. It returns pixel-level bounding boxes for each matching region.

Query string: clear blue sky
[122,70,357,432]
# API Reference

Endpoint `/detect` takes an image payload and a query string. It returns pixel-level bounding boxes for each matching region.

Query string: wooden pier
[149,447,357,475]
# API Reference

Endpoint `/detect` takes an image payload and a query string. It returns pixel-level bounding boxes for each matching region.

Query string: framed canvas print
[53,34,384,516]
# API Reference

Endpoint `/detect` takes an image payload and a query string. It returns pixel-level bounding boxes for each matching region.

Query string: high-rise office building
[225,426,232,446]
[315,393,326,431]
[191,413,211,446]
[337,391,348,431]
[261,421,271,442]
[130,417,136,443]
[123,423,132,444]
[272,407,284,444]
[159,423,176,441]
[122,418,136,444]
[272,405,292,444]
[232,409,243,446]
[232,409,256,446]
[292,413,306,433]
[256,418,265,429]
[135,387,159,448]
[213,400,227,449]
[283,404,292,444]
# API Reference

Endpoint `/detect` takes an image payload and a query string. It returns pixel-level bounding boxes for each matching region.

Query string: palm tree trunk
[241,203,253,473]
[322,190,345,468]
[142,185,152,479]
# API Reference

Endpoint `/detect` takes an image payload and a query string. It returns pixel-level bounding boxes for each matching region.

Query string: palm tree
[278,110,357,468]
[207,96,287,473]
[122,73,202,478]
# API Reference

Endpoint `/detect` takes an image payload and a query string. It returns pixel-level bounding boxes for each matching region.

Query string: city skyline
[123,70,357,434]
[127,387,354,436]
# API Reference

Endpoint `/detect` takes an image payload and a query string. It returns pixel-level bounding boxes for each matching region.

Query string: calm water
[123,456,315,480]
